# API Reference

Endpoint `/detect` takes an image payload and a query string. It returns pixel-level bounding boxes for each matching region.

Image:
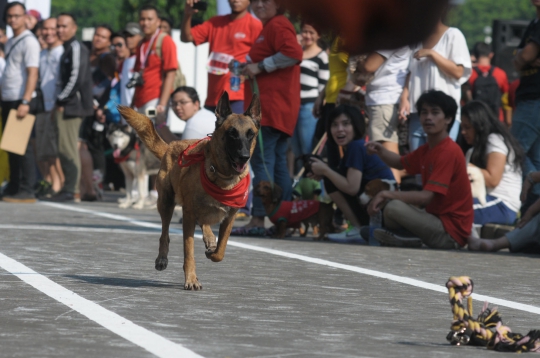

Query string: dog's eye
[227,128,240,139]
[246,129,255,140]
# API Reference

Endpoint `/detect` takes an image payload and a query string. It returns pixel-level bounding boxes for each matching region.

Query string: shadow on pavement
[64,275,181,288]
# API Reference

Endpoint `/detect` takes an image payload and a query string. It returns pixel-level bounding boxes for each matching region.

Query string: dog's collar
[267,200,282,219]
[114,141,140,164]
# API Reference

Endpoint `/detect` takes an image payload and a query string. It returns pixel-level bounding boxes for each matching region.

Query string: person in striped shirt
[292,23,329,167]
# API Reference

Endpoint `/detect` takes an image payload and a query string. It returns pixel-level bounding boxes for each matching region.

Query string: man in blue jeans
[511,0,540,213]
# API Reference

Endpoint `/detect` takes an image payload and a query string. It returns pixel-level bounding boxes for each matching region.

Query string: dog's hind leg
[201,225,217,257]
[207,209,238,262]
[154,189,175,272]
[182,212,202,290]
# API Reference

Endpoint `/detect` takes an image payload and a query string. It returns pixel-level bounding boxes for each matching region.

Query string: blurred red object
[283,0,450,54]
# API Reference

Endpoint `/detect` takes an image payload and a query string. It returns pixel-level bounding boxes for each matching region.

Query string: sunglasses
[112,43,124,48]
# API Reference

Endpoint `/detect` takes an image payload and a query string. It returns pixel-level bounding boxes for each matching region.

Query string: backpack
[155,32,186,89]
[471,67,501,116]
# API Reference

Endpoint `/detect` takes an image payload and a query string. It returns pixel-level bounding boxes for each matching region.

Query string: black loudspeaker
[492,19,530,82]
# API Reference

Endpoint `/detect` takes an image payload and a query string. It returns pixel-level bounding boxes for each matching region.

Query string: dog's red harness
[178,137,250,208]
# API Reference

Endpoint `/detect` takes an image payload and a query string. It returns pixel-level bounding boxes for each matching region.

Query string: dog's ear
[215,91,233,128]
[244,93,261,128]
[272,184,283,203]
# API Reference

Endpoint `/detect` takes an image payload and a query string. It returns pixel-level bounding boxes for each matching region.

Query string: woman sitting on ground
[170,86,216,140]
[309,105,395,241]
[460,100,524,225]
[468,171,540,253]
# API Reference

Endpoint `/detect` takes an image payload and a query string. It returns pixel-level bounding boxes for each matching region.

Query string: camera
[193,1,208,11]
[145,107,157,118]
[126,71,144,89]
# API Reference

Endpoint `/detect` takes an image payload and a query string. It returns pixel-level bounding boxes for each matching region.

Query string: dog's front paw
[132,200,145,210]
[119,201,132,209]
[184,278,202,290]
[204,246,217,259]
[155,256,168,271]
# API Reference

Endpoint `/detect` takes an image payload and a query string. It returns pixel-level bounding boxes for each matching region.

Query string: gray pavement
[0,196,538,357]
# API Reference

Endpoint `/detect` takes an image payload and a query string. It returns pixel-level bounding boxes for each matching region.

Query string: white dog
[107,124,160,209]
[467,165,487,206]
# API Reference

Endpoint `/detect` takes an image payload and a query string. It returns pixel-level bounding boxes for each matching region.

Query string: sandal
[265,226,294,237]
[231,226,266,237]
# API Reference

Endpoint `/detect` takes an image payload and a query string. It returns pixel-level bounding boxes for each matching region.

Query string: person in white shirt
[399,16,471,152]
[170,87,216,140]
[363,46,410,182]
[35,17,65,198]
[1,2,40,203]
[120,23,142,107]
[460,100,524,225]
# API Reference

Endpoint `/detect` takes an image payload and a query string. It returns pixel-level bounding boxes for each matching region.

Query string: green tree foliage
[448,0,536,47]
[51,0,217,33]
[51,0,124,30]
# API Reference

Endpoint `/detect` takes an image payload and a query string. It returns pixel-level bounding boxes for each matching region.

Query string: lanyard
[139,29,160,70]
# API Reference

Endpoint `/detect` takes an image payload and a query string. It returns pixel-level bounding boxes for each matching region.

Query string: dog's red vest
[178,138,250,208]
[268,200,320,228]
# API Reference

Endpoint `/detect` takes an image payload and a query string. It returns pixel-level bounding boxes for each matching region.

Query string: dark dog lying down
[255,180,334,240]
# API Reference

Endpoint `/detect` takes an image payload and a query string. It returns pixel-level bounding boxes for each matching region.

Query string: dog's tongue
[235,162,247,173]
[113,148,121,158]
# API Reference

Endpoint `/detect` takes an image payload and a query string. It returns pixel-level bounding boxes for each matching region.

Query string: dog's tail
[117,106,168,160]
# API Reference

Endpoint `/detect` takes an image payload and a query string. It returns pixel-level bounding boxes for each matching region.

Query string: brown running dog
[118,92,260,290]
[255,181,334,240]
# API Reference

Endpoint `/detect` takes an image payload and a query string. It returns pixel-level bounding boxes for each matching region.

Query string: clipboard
[0,109,36,155]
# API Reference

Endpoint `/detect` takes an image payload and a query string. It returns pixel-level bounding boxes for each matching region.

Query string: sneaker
[327,227,367,244]
[2,191,37,203]
[373,229,423,248]
[35,180,52,197]
[41,191,75,202]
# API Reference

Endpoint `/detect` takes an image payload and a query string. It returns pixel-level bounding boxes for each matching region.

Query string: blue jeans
[408,113,461,151]
[251,126,292,217]
[511,99,540,196]
[291,102,318,158]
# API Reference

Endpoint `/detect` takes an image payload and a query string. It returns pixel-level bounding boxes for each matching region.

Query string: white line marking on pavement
[0,224,175,236]
[40,202,540,316]
[0,252,203,358]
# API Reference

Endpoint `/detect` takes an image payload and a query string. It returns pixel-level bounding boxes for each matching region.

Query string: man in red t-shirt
[181,0,262,113]
[466,42,511,125]
[133,5,178,118]
[366,90,473,249]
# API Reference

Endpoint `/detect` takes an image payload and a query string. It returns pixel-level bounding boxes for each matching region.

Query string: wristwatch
[258,61,266,72]
[528,173,536,185]
[21,99,30,105]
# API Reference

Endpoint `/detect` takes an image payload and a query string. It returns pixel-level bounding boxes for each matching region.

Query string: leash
[445,276,540,352]
[250,76,274,190]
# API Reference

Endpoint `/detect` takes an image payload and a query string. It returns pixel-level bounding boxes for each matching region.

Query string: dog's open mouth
[113,148,122,158]
[232,161,248,173]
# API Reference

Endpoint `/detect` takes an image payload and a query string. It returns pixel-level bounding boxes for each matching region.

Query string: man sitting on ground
[366,90,473,249]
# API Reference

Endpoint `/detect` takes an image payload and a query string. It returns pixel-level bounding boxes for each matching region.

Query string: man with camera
[131,5,178,123]
[181,0,262,113]
[120,23,143,107]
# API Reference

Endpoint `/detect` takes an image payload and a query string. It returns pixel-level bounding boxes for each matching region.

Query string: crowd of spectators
[1,0,540,255]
